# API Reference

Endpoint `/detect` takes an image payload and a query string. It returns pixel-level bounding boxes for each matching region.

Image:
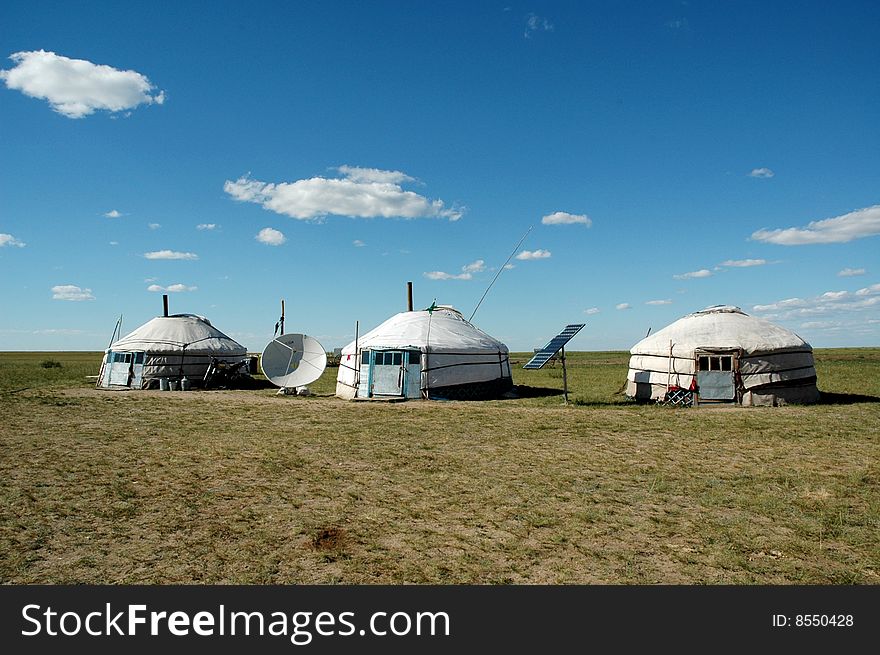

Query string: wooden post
[280,299,285,336]
[407,282,413,311]
[354,320,359,388]
[561,345,569,405]
[163,294,169,317]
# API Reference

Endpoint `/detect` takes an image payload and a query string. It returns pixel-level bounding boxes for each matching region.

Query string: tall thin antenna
[275,299,286,337]
[107,314,123,349]
[469,225,532,322]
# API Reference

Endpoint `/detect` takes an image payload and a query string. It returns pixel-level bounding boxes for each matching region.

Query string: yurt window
[372,351,404,366]
[699,355,733,371]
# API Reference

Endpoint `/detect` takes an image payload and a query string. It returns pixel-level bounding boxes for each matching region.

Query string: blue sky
[1,1,878,353]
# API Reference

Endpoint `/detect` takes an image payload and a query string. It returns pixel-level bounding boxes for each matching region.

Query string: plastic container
[180,377,191,391]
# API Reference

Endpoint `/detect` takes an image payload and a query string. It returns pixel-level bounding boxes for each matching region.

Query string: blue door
[696,353,736,401]
[372,350,404,396]
[405,350,422,398]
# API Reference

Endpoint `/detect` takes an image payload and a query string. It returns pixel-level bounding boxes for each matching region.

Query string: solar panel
[522,324,585,369]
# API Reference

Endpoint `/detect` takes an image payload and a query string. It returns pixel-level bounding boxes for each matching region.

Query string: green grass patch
[0,349,878,584]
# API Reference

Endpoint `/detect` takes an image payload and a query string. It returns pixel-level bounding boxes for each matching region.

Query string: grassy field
[1,349,878,584]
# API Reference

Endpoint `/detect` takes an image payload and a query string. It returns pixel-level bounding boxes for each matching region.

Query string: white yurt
[336,305,512,400]
[97,313,249,389]
[626,305,819,406]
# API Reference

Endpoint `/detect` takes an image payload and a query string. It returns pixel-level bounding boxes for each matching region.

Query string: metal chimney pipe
[163,294,169,317]
[407,281,413,311]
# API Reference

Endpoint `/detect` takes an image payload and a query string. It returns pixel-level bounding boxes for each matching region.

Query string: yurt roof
[110,314,247,355]
[341,307,508,354]
[631,305,811,357]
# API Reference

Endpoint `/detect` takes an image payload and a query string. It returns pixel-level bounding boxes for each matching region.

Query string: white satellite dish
[260,333,327,388]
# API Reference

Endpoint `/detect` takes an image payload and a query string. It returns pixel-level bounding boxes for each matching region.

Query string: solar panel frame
[522,324,585,369]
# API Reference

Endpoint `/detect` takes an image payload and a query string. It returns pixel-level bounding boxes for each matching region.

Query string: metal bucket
[159,378,170,391]
[180,377,191,391]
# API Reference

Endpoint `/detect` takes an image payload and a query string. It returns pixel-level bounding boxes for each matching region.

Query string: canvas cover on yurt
[336,306,512,400]
[97,314,248,389]
[626,305,819,406]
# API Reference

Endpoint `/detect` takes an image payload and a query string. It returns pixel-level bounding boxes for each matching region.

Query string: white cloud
[147,283,196,293]
[104,209,122,219]
[751,205,880,245]
[196,223,217,231]
[424,259,486,281]
[753,284,880,321]
[336,165,415,185]
[541,211,592,227]
[616,303,631,310]
[109,241,119,246]
[525,13,553,38]
[646,299,673,305]
[584,307,600,315]
[51,284,94,301]
[0,50,165,119]
[256,227,286,246]
[143,250,198,260]
[148,223,161,230]
[503,263,515,270]
[224,168,462,221]
[749,167,775,178]
[516,249,552,260]
[752,297,807,312]
[353,239,366,247]
[673,269,712,280]
[720,259,766,268]
[799,321,842,330]
[0,233,26,248]
[424,270,472,281]
[838,267,866,277]
[32,328,85,335]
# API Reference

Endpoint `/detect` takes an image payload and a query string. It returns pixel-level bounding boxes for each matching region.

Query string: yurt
[626,305,819,406]
[97,312,249,389]
[336,305,512,400]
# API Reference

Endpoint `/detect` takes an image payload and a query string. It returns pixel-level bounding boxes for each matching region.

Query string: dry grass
[0,350,878,584]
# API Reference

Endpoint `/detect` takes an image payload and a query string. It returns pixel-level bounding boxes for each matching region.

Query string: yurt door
[107,350,146,388]
[695,350,736,402]
[130,351,145,388]
[371,350,405,396]
[404,350,422,398]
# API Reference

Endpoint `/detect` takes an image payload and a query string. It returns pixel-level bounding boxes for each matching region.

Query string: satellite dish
[260,333,327,388]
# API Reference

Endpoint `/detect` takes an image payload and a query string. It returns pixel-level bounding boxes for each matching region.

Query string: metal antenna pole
[469,225,532,322]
